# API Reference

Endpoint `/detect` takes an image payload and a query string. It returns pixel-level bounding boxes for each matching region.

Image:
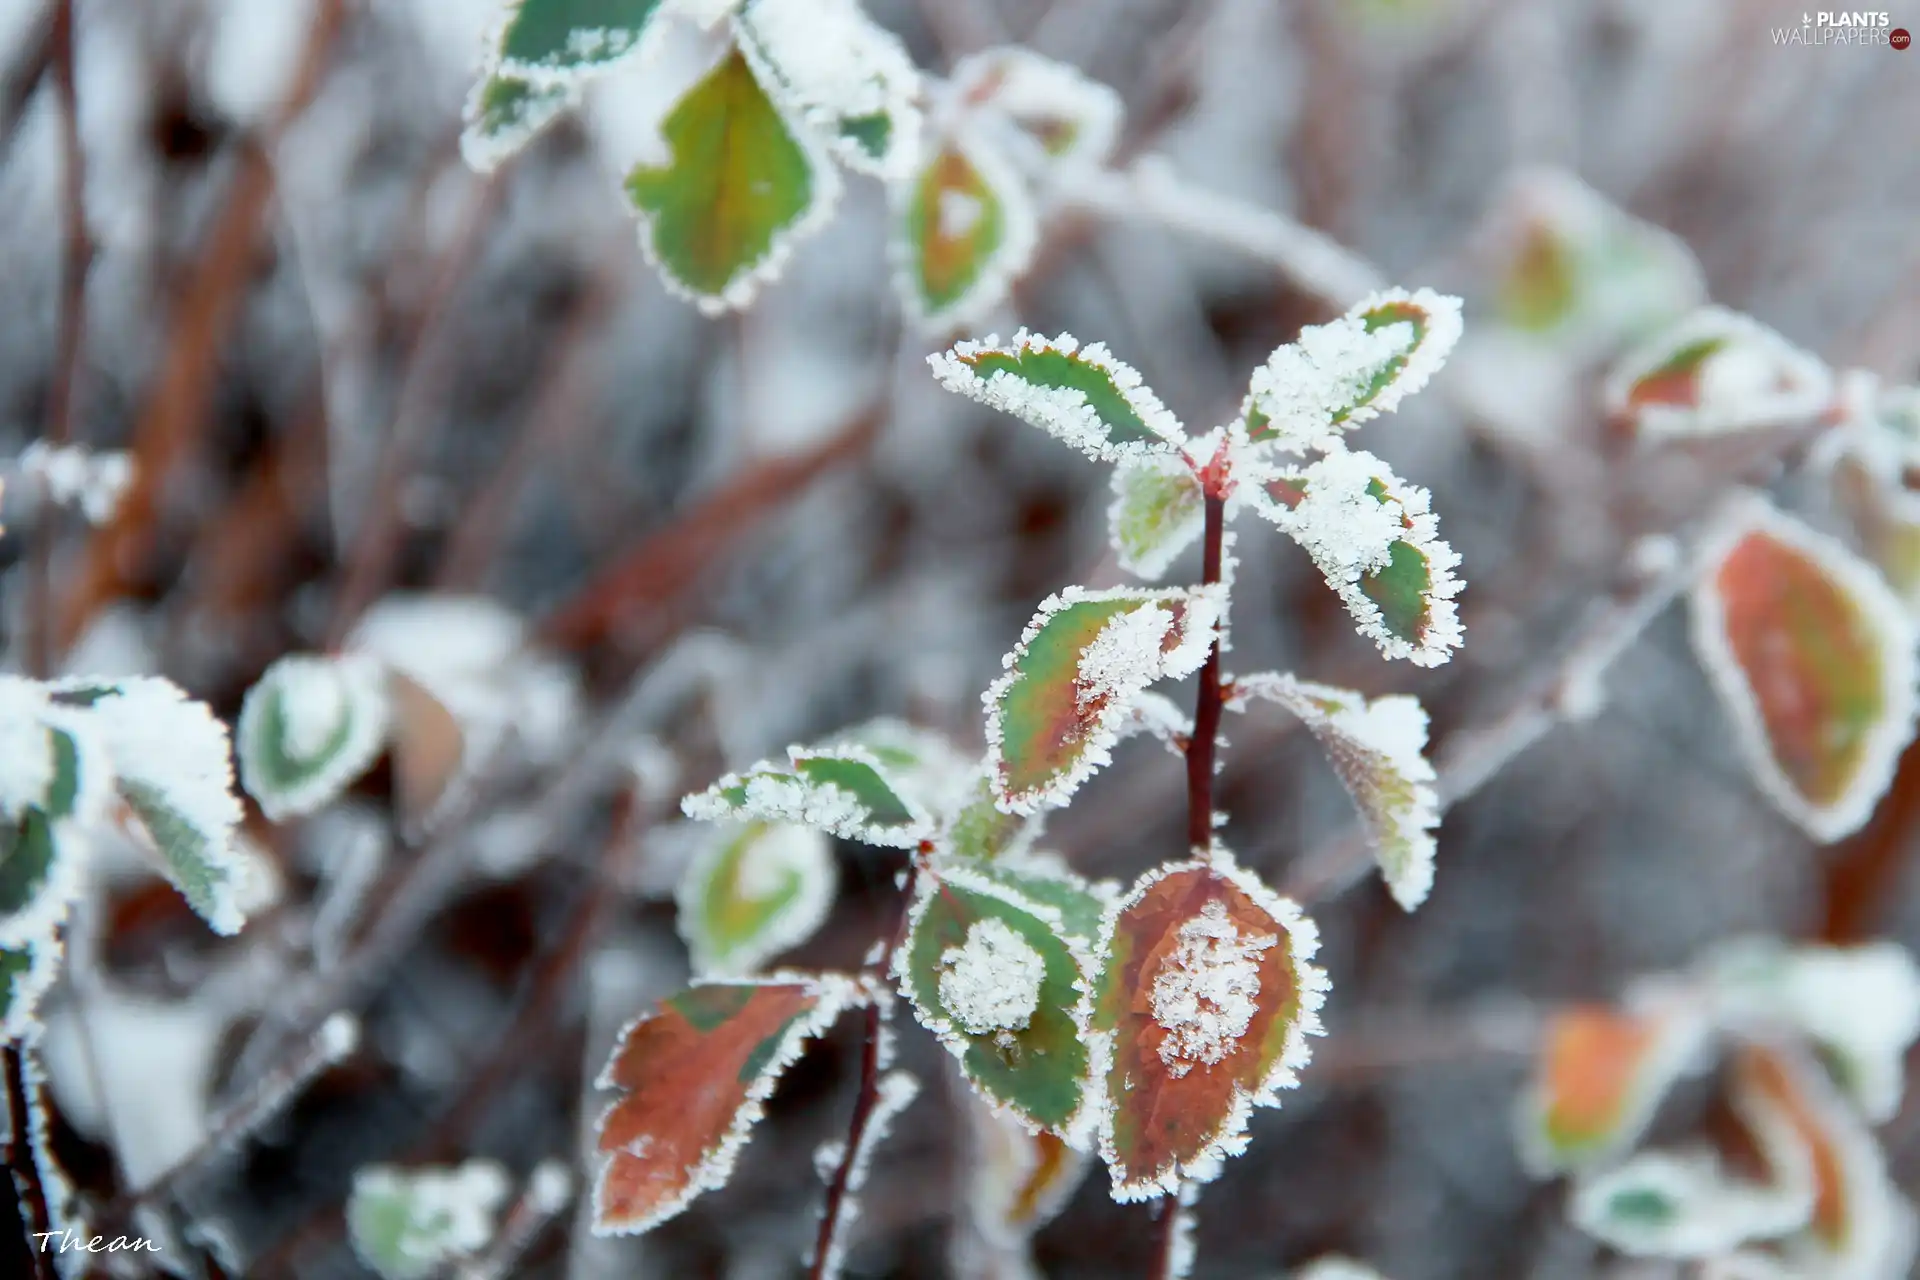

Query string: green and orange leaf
[984,586,1222,815]
[592,974,866,1234]
[929,331,1187,463]
[962,1091,1090,1251]
[1689,497,1919,842]
[675,822,836,976]
[1605,307,1832,438]
[896,864,1096,1138]
[894,133,1036,330]
[1084,853,1327,1201]
[625,49,838,315]
[1516,999,1709,1176]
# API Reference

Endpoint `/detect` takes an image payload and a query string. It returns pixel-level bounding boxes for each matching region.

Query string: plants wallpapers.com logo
[1771,10,1912,44]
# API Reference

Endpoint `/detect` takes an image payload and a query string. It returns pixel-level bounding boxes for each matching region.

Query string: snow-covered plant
[585,290,1467,1273]
[347,1159,512,1280]
[1,674,255,1040]
[461,0,1119,324]
[1515,938,1920,1275]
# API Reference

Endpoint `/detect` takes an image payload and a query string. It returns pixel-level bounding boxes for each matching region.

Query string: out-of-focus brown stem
[57,0,346,649]
[26,0,89,679]
[1822,738,1920,943]
[538,403,886,653]
[3,1046,53,1280]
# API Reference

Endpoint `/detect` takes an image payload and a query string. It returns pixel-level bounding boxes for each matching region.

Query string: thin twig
[1185,493,1227,855]
[3,1045,54,1280]
[809,856,921,1280]
[25,0,89,678]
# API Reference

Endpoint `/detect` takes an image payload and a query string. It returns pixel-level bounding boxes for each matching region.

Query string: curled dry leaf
[1688,497,1919,842]
[1226,673,1439,910]
[593,974,867,1234]
[1084,852,1327,1201]
[984,586,1221,815]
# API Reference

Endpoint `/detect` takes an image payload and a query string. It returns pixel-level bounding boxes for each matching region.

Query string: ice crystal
[939,917,1047,1037]
[1150,900,1279,1078]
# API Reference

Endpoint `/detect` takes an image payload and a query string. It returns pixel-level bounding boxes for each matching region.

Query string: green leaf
[460,70,577,173]
[985,586,1220,815]
[896,864,1095,1138]
[496,0,670,82]
[348,1161,511,1280]
[1606,306,1832,438]
[960,855,1112,946]
[1568,1149,1811,1261]
[0,940,59,1040]
[1085,853,1327,1200]
[1237,287,1462,453]
[733,0,923,180]
[59,676,251,936]
[684,743,933,848]
[237,654,391,823]
[1690,497,1918,842]
[675,822,836,976]
[1225,674,1439,910]
[1109,453,1205,580]
[593,974,866,1233]
[895,134,1037,330]
[0,812,68,949]
[931,331,1186,463]
[944,771,1045,862]
[625,49,838,315]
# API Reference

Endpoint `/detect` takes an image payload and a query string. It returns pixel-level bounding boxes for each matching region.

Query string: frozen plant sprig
[588,297,1465,1280]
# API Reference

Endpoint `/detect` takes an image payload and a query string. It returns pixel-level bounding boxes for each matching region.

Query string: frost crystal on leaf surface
[939,917,1047,1036]
[1149,900,1278,1079]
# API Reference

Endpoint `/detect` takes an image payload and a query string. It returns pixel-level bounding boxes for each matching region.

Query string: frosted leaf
[1606,307,1832,438]
[929,331,1188,463]
[1109,453,1205,580]
[675,821,836,976]
[684,742,933,848]
[831,718,977,819]
[1569,1148,1814,1260]
[347,1160,511,1280]
[949,46,1122,171]
[896,864,1095,1138]
[733,0,923,180]
[15,443,133,525]
[1731,1043,1917,1280]
[0,677,56,820]
[1689,496,1919,842]
[1246,452,1464,667]
[460,68,578,172]
[892,129,1037,330]
[236,654,391,822]
[944,767,1046,863]
[956,852,1115,947]
[593,973,867,1234]
[624,47,842,316]
[1,937,61,1039]
[1149,900,1278,1079]
[1226,673,1439,910]
[811,1068,919,1279]
[1515,995,1712,1176]
[1085,850,1327,1201]
[1114,691,1192,754]
[55,677,250,936]
[492,0,674,86]
[938,918,1047,1036]
[1477,168,1706,351]
[1238,288,1463,454]
[984,586,1221,814]
[1700,937,1920,1124]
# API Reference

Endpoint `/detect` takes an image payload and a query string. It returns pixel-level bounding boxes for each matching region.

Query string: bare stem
[810,855,921,1280]
[1184,494,1228,857]
[3,1045,54,1280]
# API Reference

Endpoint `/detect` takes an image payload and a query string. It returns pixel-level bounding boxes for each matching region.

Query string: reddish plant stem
[809,854,922,1280]
[3,1045,53,1280]
[1184,493,1228,856]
